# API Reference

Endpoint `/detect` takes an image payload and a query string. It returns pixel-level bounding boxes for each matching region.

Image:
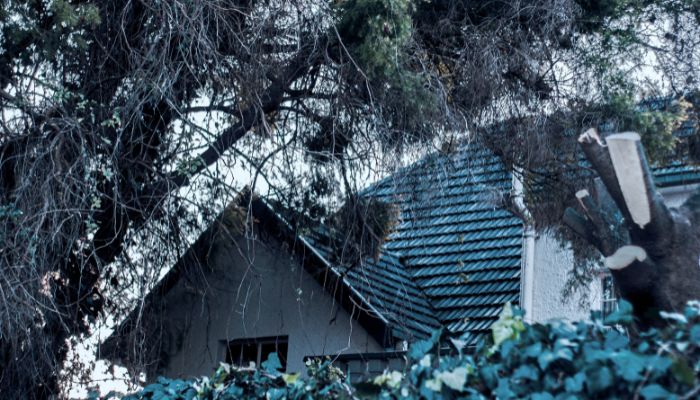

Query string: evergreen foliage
[330,196,399,265]
[118,301,700,399]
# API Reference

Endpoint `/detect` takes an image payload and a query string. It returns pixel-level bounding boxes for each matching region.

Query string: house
[101,128,700,382]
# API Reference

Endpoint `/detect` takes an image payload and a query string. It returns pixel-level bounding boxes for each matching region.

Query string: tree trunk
[564,129,700,328]
[0,4,317,394]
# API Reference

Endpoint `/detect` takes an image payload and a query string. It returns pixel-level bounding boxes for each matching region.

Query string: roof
[363,145,524,338]
[103,115,700,362]
[100,195,402,365]
[302,125,700,343]
[652,118,700,187]
[304,233,442,341]
[305,142,523,343]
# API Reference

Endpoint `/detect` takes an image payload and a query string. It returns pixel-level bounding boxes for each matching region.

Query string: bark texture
[564,129,700,327]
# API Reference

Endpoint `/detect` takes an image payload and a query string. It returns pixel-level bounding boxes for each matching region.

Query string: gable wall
[157,229,383,379]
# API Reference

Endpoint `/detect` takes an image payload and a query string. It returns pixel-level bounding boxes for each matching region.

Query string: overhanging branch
[153,50,316,196]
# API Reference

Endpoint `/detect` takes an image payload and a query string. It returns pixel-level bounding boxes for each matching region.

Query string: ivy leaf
[604,330,629,351]
[639,384,671,400]
[512,364,538,381]
[495,378,515,399]
[282,373,300,385]
[670,357,694,386]
[689,324,700,345]
[492,302,525,349]
[479,364,499,388]
[537,351,555,370]
[435,367,469,391]
[611,351,645,382]
[261,352,282,374]
[586,366,613,394]
[659,311,688,324]
[524,342,543,358]
[373,370,403,389]
[564,372,585,392]
[408,328,442,360]
[424,377,442,394]
[647,355,672,374]
[605,299,634,325]
[266,387,286,400]
[531,392,554,400]
[538,347,573,370]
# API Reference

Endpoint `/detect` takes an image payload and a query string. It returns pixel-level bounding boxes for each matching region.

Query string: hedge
[109,301,700,399]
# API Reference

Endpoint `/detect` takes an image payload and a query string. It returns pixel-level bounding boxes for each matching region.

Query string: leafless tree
[1,0,699,396]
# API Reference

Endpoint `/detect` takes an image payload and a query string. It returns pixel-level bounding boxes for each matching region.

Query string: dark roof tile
[304,141,523,339]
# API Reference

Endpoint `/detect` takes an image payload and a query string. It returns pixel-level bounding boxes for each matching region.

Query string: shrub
[115,301,700,399]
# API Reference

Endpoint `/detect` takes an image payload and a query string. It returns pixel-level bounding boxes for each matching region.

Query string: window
[224,336,288,371]
[602,275,617,319]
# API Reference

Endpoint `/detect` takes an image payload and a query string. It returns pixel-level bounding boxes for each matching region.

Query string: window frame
[223,335,289,371]
[601,274,618,319]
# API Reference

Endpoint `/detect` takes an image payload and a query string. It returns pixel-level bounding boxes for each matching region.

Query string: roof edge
[100,193,397,366]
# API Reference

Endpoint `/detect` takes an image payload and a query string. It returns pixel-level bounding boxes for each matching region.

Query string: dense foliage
[118,302,700,399]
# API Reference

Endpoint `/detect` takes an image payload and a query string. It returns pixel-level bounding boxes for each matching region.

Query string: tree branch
[181,104,238,115]
[578,128,634,223]
[579,129,674,257]
[149,48,317,202]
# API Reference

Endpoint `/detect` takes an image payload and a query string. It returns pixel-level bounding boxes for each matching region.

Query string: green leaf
[495,378,515,399]
[408,328,442,360]
[282,373,300,385]
[689,325,700,345]
[659,311,687,324]
[266,387,286,400]
[564,372,585,392]
[512,364,538,381]
[479,365,499,388]
[671,357,695,386]
[262,352,282,374]
[647,355,672,374]
[492,302,525,349]
[537,351,555,370]
[639,384,671,400]
[373,370,403,389]
[586,366,613,394]
[605,299,634,325]
[604,330,629,351]
[531,393,554,400]
[435,367,469,391]
[538,347,573,370]
[524,342,543,358]
[611,351,645,382]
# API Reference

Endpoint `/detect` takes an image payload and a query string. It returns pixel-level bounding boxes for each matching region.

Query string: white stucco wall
[659,184,697,208]
[157,231,383,379]
[523,183,697,323]
[525,233,603,323]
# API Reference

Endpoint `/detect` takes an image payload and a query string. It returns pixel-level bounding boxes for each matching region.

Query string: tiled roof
[304,143,523,343]
[365,145,522,341]
[653,160,700,187]
[304,228,442,341]
[304,126,700,343]
[643,103,700,187]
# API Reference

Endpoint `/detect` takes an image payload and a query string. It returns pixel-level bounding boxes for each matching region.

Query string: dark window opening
[224,336,288,371]
[602,274,617,320]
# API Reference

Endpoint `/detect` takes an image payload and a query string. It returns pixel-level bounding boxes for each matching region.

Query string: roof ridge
[359,137,488,196]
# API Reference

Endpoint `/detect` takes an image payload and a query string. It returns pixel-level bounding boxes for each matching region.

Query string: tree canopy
[1,0,699,396]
